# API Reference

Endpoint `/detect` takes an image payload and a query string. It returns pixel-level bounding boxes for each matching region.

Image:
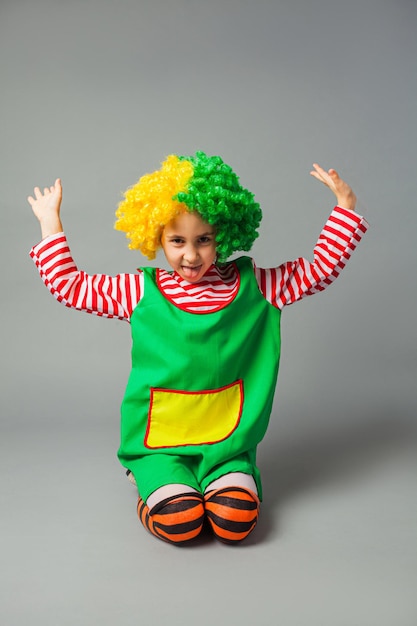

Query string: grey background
[1,0,416,624]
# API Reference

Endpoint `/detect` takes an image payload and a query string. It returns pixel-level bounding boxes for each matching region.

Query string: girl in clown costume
[28,152,368,545]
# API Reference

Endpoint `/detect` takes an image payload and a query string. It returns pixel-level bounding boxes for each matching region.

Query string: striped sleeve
[254,206,369,309]
[30,233,142,321]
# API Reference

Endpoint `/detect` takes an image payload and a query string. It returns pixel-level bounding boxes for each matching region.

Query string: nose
[183,244,199,264]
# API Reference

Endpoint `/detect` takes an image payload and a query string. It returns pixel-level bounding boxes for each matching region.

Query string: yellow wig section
[115,155,194,259]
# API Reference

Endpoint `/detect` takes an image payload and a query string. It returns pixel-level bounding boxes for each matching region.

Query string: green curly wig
[115,151,262,262]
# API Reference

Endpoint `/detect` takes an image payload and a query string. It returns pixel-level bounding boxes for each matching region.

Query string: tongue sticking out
[181,265,202,280]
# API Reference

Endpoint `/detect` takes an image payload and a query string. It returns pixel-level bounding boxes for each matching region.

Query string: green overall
[117,257,281,502]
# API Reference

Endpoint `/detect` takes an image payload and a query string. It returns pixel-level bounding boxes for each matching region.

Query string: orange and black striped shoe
[204,486,260,544]
[137,492,205,545]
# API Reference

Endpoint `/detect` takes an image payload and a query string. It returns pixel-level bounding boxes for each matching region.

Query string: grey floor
[2,406,416,626]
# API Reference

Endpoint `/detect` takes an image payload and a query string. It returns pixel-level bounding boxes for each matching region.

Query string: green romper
[117,256,281,502]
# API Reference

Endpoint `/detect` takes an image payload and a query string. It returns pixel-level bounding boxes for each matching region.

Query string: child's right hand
[28,179,63,239]
[310,164,356,212]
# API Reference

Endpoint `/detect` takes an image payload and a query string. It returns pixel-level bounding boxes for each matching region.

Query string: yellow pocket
[145,380,243,449]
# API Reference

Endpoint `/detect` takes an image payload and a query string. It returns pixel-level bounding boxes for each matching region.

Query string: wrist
[40,216,63,239]
[336,192,356,212]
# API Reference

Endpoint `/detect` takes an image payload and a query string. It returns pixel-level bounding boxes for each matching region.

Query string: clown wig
[114,151,262,262]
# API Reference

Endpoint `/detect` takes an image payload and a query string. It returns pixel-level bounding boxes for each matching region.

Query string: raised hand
[28,178,63,238]
[310,164,356,211]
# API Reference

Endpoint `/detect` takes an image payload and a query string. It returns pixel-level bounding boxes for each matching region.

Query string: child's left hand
[310,163,356,211]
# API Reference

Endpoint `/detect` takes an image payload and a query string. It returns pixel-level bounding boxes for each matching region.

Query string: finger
[312,162,325,172]
[44,187,50,195]
[310,163,327,182]
[310,168,328,184]
[310,170,325,182]
[312,164,340,180]
[328,168,340,180]
[311,163,329,176]
[53,178,62,194]
[27,195,34,206]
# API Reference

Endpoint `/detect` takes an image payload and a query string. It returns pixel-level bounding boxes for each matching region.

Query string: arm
[28,181,142,320]
[255,165,368,308]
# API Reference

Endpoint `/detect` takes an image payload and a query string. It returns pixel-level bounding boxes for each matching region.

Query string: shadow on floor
[247,411,417,545]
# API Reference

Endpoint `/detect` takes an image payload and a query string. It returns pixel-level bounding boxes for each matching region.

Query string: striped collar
[157,262,240,313]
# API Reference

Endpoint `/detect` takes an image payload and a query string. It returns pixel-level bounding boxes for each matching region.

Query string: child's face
[161,211,217,283]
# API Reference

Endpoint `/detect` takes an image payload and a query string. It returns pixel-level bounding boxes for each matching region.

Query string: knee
[204,487,260,544]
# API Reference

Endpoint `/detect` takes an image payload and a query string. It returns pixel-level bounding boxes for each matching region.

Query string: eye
[199,236,213,244]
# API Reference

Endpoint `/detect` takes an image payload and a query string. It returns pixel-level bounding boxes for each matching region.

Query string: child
[28,152,368,545]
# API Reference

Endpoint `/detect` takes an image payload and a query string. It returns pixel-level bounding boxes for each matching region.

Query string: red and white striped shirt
[30,206,368,320]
